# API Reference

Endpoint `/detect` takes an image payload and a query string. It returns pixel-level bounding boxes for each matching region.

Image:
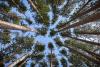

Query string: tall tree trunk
[58,0,100,31]
[8,54,29,67]
[67,36,100,46]
[64,0,92,23]
[74,31,100,35]
[0,51,4,67]
[77,0,100,17]
[50,49,53,67]
[66,46,100,65]
[28,0,44,21]
[83,49,100,60]
[58,12,100,32]
[0,20,37,32]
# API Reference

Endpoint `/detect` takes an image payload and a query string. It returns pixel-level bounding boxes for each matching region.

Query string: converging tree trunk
[66,46,100,65]
[74,31,100,35]
[8,54,29,67]
[67,36,100,46]
[58,12,100,32]
[58,0,100,31]
[28,0,44,21]
[0,20,37,32]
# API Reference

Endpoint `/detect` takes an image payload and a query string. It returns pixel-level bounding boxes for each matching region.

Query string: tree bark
[67,36,100,46]
[66,46,100,65]
[83,49,100,60]
[0,20,37,32]
[58,0,100,31]
[75,31,100,35]
[76,0,100,17]
[65,0,92,23]
[8,54,29,67]
[50,49,53,67]
[28,0,44,21]
[58,12,100,32]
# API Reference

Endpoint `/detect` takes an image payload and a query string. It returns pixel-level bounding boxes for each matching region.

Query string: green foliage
[0,3,10,12]
[60,57,67,67]
[65,39,96,67]
[0,30,10,44]
[4,55,11,63]
[25,18,33,25]
[50,29,56,37]
[7,0,20,7]
[47,54,55,60]
[69,52,97,67]
[30,62,35,67]
[18,2,27,13]
[48,42,54,49]
[31,54,44,62]
[34,0,50,25]
[60,49,68,56]
[37,27,47,36]
[14,36,34,52]
[35,42,45,52]
[65,39,94,51]
[54,37,63,47]
[39,61,47,67]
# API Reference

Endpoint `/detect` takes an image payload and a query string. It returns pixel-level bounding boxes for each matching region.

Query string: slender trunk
[0,62,4,67]
[58,0,100,31]
[50,49,53,67]
[67,36,100,46]
[0,10,20,20]
[66,46,100,65]
[28,0,44,21]
[75,31,100,35]
[77,0,100,17]
[0,20,37,32]
[8,54,29,67]
[58,12,100,32]
[83,49,100,60]
[67,39,100,60]
[65,0,92,22]
[0,51,4,67]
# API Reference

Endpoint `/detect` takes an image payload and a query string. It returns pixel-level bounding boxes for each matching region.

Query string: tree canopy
[0,0,100,67]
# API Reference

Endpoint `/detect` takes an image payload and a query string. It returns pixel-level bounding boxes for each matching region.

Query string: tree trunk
[28,0,44,21]
[83,49,100,60]
[0,20,37,32]
[58,0,100,31]
[66,46,100,65]
[0,62,4,67]
[77,0,100,17]
[8,54,29,67]
[50,49,53,67]
[65,0,92,23]
[58,12,100,32]
[67,36,100,46]
[75,31,100,35]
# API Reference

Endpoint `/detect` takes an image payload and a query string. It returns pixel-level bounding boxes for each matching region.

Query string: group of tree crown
[0,0,100,67]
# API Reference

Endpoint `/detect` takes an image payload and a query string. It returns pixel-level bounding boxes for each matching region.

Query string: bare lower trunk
[75,31,100,35]
[50,49,53,67]
[8,54,29,67]
[0,20,37,32]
